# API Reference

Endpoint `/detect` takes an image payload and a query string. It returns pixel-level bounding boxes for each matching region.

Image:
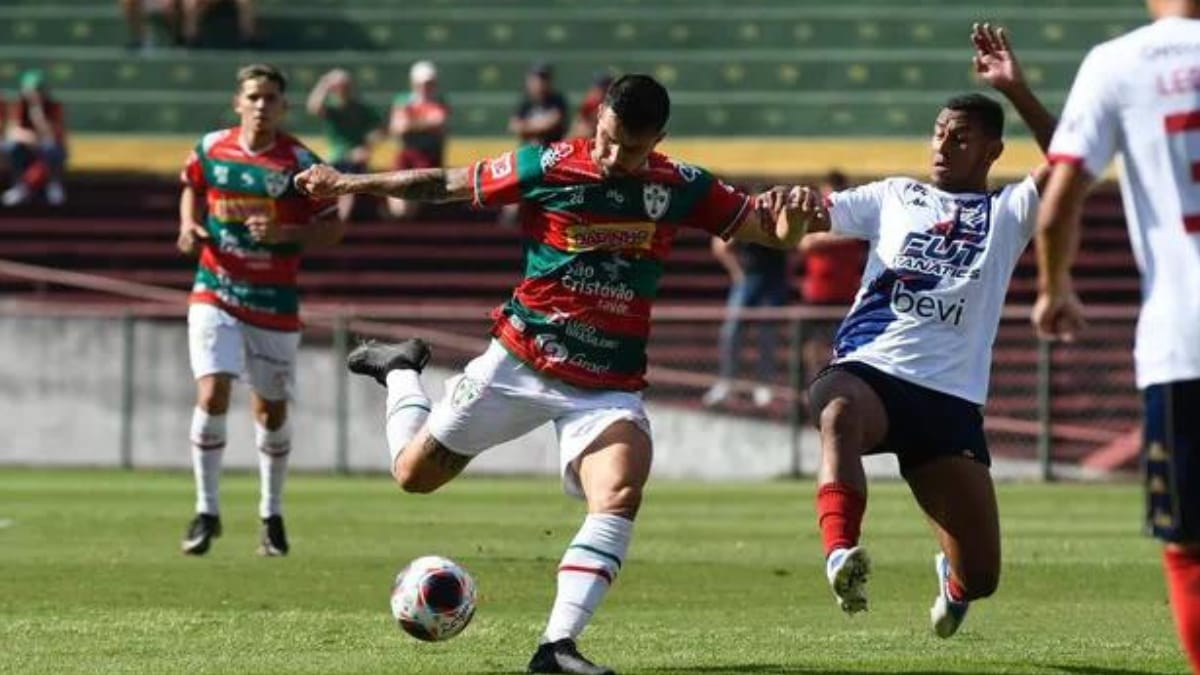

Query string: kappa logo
[489,152,514,179]
[264,170,290,198]
[643,183,671,220]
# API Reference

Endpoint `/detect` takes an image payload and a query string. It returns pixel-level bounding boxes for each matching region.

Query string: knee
[589,484,643,520]
[392,461,439,495]
[818,396,857,437]
[254,404,287,430]
[196,382,231,414]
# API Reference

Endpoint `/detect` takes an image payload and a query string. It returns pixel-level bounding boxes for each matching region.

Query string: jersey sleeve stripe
[1047,153,1085,167]
[716,195,752,240]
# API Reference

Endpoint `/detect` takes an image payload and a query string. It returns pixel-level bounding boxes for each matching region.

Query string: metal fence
[0,260,1142,479]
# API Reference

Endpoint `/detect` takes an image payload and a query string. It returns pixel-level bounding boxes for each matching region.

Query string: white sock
[257,420,291,519]
[385,370,431,467]
[542,514,634,643]
[190,408,226,515]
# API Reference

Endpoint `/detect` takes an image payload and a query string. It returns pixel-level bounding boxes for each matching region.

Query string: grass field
[0,469,1185,674]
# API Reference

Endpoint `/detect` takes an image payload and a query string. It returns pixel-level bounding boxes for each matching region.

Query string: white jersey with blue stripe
[828,176,1040,404]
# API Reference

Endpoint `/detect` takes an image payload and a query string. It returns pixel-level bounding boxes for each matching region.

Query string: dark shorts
[813,361,991,476]
[1143,379,1200,543]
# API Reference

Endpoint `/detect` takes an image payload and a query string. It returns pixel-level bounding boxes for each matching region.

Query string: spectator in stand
[306,69,383,221]
[569,72,614,139]
[2,70,68,207]
[702,191,792,409]
[120,0,182,51]
[499,62,569,226]
[181,0,260,48]
[797,170,867,385]
[386,60,449,220]
[509,62,568,145]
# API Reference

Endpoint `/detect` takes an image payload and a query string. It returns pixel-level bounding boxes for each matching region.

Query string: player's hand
[971,22,1025,92]
[754,185,791,217]
[776,186,826,243]
[293,164,345,199]
[1031,288,1087,342]
[246,214,283,244]
[176,221,209,256]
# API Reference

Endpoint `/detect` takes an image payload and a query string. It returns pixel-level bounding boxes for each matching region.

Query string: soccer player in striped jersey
[177,64,342,558]
[296,74,821,675]
[805,24,1057,637]
[1034,1,1200,669]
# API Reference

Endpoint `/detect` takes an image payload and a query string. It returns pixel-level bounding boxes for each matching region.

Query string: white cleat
[826,545,871,614]
[930,552,970,638]
[2,184,30,207]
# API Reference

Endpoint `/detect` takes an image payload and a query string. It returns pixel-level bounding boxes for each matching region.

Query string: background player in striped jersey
[805,24,1057,637]
[1033,1,1200,669]
[177,63,341,558]
[295,74,822,675]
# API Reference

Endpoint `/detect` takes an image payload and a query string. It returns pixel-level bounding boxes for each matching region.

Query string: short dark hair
[236,63,287,93]
[943,93,1004,139]
[823,169,849,191]
[603,74,670,135]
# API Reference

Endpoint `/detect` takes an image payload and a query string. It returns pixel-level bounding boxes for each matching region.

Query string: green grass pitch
[0,469,1186,674]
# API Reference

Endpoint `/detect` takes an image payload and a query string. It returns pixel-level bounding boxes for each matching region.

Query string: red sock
[1164,548,1200,674]
[816,482,866,557]
[946,575,968,603]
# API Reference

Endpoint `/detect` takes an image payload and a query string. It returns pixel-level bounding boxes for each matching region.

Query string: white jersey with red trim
[1048,16,1200,389]
[827,176,1039,404]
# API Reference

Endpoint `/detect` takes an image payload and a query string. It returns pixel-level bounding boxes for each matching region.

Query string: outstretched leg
[905,456,1000,638]
[808,367,888,614]
[348,339,473,492]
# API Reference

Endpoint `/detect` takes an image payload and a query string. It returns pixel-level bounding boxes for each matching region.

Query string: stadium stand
[0,0,1146,136]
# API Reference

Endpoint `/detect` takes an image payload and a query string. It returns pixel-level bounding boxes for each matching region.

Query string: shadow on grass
[636,666,1175,675]
[1047,666,1177,675]
[638,666,967,674]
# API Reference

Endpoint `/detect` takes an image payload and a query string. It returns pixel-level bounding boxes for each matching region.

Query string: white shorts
[187,303,300,401]
[428,340,652,498]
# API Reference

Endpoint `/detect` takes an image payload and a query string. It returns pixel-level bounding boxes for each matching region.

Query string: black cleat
[527,639,615,675]
[181,513,222,555]
[258,515,289,557]
[347,338,431,386]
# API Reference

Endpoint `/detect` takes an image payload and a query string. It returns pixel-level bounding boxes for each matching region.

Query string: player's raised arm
[972,23,1056,155]
[294,163,473,204]
[1032,43,1121,343]
[732,185,829,249]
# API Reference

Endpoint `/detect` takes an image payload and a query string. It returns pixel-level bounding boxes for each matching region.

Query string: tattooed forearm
[425,437,472,473]
[344,167,472,203]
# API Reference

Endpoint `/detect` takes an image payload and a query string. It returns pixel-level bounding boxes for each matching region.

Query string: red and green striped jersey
[181,127,335,331]
[471,138,752,391]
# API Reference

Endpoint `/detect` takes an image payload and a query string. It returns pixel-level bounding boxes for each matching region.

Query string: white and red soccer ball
[390,555,477,642]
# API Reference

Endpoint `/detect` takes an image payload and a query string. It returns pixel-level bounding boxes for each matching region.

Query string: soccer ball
[390,555,477,642]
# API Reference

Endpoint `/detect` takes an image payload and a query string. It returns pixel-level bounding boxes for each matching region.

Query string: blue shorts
[1143,379,1200,543]
[815,361,991,477]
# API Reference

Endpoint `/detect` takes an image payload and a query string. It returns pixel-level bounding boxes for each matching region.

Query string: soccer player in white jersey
[1033,1,1200,669]
[807,24,1058,637]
